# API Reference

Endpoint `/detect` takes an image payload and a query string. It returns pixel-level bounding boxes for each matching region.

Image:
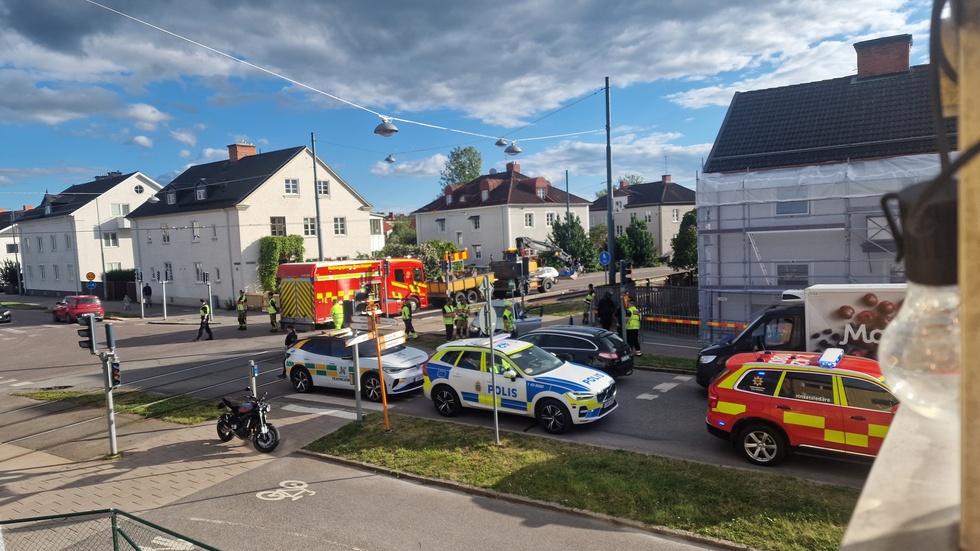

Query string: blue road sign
[598,251,611,266]
[86,281,97,290]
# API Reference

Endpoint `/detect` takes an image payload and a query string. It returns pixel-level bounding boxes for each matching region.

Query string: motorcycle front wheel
[216,417,234,442]
[253,424,280,453]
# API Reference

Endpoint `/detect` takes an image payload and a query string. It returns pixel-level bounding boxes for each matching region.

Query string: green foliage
[386,219,417,246]
[547,214,599,272]
[438,146,483,192]
[618,173,645,186]
[615,214,658,267]
[105,269,136,281]
[379,241,443,278]
[258,235,305,292]
[589,223,608,253]
[669,209,699,273]
[0,259,21,292]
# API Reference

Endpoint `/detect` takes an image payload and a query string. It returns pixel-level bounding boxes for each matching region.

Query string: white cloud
[132,135,153,148]
[371,154,447,178]
[170,129,197,147]
[178,149,191,158]
[122,103,171,132]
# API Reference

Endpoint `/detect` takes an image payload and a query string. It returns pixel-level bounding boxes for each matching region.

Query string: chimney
[23,205,34,211]
[228,142,257,162]
[854,34,912,78]
[662,175,672,183]
[619,179,629,189]
[506,161,520,174]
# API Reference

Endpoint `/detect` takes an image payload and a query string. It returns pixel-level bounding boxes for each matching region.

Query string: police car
[706,348,898,466]
[423,336,618,434]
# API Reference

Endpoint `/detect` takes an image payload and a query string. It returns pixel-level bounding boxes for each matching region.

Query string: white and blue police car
[422,336,618,434]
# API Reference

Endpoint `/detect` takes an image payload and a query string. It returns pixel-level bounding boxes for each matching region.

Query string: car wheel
[362,373,383,402]
[738,423,788,466]
[432,385,462,417]
[68,315,76,324]
[466,290,479,304]
[53,312,60,323]
[541,279,553,292]
[290,367,314,393]
[536,398,571,434]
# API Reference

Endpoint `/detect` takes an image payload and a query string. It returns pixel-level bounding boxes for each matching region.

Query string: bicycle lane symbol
[256,480,316,501]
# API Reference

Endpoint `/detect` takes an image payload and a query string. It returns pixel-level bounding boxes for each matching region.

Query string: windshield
[355,340,406,357]
[506,344,563,375]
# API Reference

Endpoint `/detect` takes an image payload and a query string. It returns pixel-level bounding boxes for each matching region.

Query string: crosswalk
[636,375,692,400]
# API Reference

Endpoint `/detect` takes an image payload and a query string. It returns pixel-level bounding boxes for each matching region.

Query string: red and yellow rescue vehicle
[276,258,428,328]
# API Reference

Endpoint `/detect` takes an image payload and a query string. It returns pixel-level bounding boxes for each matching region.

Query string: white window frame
[163,262,173,282]
[195,187,206,201]
[436,219,446,232]
[456,231,463,245]
[473,244,482,259]
[370,219,382,235]
[536,188,546,199]
[481,190,488,201]
[162,224,171,244]
[111,203,131,216]
[102,232,119,248]
[270,217,286,236]
[546,212,555,226]
[644,211,652,223]
[194,262,204,283]
[524,213,534,228]
[191,221,201,242]
[50,234,57,251]
[317,180,330,196]
[303,217,317,236]
[284,178,299,195]
[333,217,347,236]
[471,216,481,230]
[672,208,680,222]
[167,192,176,205]
[107,262,121,272]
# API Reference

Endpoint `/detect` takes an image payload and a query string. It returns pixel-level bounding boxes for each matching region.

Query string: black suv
[518,325,634,377]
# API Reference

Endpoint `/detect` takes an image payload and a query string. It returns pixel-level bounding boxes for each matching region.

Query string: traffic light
[203,271,210,283]
[135,268,143,282]
[110,362,121,387]
[77,315,98,354]
[624,262,634,284]
[618,260,627,283]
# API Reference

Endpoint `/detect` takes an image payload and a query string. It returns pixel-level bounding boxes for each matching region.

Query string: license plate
[622,354,631,361]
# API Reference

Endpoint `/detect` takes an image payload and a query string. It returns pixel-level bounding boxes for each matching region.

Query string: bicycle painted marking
[256,480,316,501]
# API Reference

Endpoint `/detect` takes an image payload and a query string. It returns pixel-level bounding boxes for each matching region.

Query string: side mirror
[502,369,518,380]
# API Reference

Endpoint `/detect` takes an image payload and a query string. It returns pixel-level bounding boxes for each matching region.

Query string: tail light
[421,356,431,377]
[598,351,618,361]
[707,388,718,409]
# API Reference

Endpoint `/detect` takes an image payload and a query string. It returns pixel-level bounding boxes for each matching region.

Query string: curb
[294,448,756,551]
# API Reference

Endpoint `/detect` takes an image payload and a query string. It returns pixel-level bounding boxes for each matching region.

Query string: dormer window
[446,195,453,205]
[167,192,176,205]
[195,185,207,201]
[481,190,488,201]
[536,188,546,199]
[460,195,467,203]
[44,205,51,215]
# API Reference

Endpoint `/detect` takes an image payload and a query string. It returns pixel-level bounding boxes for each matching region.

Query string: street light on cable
[504,141,522,156]
[374,117,399,137]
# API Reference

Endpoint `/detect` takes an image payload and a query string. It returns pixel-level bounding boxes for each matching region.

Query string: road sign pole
[100,350,118,456]
[369,302,393,433]
[352,345,363,421]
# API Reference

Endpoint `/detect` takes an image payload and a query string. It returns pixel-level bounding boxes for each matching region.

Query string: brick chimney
[854,34,912,78]
[619,179,629,189]
[228,142,257,162]
[506,161,520,174]
[662,174,672,183]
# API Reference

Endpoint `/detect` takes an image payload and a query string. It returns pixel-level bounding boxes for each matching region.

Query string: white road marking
[636,393,660,400]
[282,404,359,419]
[673,375,692,381]
[10,381,33,387]
[284,392,384,411]
[653,382,680,392]
[0,327,26,334]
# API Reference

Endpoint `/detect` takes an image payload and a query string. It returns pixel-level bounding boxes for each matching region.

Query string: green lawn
[14,389,221,424]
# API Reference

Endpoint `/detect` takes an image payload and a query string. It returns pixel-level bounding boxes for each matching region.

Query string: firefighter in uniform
[502,301,515,337]
[583,283,595,324]
[401,298,418,339]
[267,291,279,332]
[625,298,642,356]
[330,298,345,329]
[442,298,456,341]
[455,298,470,338]
[194,299,213,341]
[236,290,248,330]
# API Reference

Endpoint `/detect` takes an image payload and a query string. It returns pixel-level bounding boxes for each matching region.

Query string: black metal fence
[595,283,699,338]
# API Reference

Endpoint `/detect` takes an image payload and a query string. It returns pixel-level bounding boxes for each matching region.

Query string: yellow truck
[427,272,495,306]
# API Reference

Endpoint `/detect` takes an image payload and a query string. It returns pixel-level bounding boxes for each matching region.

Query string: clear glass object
[877,281,960,421]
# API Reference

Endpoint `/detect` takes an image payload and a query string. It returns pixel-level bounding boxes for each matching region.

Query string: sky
[0,0,933,214]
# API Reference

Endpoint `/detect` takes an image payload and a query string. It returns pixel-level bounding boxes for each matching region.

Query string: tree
[438,146,483,193]
[616,214,658,267]
[618,173,644,186]
[547,214,600,272]
[669,210,698,273]
[379,242,443,279]
[589,223,608,252]
[258,235,305,292]
[0,259,21,293]
[385,219,416,247]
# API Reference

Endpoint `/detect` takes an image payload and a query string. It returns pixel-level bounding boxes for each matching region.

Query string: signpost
[599,251,611,266]
[480,275,502,445]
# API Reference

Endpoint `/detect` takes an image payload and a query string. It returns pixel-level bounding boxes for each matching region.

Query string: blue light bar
[818,348,844,368]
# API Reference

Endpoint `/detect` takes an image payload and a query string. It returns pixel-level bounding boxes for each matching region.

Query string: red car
[53,295,105,323]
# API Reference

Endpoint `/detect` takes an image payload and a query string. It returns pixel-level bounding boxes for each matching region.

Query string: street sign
[481,302,497,335]
[479,275,493,299]
[376,317,399,327]
[349,320,372,331]
[86,281,97,290]
[345,332,375,347]
[599,251,611,266]
[86,271,97,281]
[380,330,405,344]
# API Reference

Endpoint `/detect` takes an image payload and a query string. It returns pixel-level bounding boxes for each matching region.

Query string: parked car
[706,349,897,466]
[52,295,104,323]
[283,331,428,402]
[468,300,543,337]
[423,337,618,434]
[0,302,10,323]
[518,325,634,377]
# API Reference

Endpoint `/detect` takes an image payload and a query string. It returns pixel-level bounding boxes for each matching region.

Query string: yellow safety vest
[502,309,514,332]
[626,306,640,330]
[443,304,455,324]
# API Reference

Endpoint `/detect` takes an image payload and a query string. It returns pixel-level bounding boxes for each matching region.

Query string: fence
[0,509,221,551]
[595,283,700,338]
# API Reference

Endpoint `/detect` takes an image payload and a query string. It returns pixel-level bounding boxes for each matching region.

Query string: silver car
[468,300,543,337]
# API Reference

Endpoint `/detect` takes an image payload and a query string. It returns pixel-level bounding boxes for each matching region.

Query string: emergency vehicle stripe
[783,411,825,429]
[281,279,315,322]
[868,424,889,439]
[845,433,868,447]
[825,430,846,444]
[714,401,747,415]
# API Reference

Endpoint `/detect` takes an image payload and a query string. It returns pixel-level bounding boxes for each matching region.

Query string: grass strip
[15,389,222,425]
[307,413,857,551]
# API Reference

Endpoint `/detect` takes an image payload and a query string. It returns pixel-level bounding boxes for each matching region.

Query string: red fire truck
[276,258,428,329]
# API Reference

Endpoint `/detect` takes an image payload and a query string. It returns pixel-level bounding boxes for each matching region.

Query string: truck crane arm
[515,236,573,264]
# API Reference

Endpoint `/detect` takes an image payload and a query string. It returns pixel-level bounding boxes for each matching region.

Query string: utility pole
[605,77,617,286]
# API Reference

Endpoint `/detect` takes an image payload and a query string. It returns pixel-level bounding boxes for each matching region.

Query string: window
[473,244,482,259]
[457,351,484,371]
[163,262,173,281]
[191,221,201,242]
[333,217,347,236]
[536,188,546,199]
[53,264,60,280]
[470,216,481,230]
[38,265,45,280]
[842,377,898,412]
[134,184,144,195]
[524,213,534,228]
[195,187,206,201]
[212,267,221,282]
[23,238,29,252]
[303,217,317,236]
[111,203,131,216]
[212,225,218,240]
[436,219,446,232]
[25,265,32,279]
[36,236,43,251]
[370,219,382,235]
[284,179,299,195]
[67,264,73,280]
[615,225,623,236]
[776,201,809,215]
[672,208,679,222]
[65,234,72,250]
[317,180,330,196]
[50,235,57,251]
[776,263,809,287]
[270,217,286,236]
[166,192,176,205]
[446,195,453,205]
[481,190,488,201]
[777,372,834,404]
[735,369,783,396]
[161,224,170,244]
[546,213,555,226]
[456,231,463,245]
[107,262,121,271]
[194,262,204,282]
[644,211,652,223]
[102,232,119,247]
[5,244,15,254]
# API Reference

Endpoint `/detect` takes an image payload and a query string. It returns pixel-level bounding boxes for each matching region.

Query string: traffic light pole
[79,316,120,456]
[100,349,119,456]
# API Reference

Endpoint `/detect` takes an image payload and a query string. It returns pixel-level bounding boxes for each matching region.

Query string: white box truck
[696,284,906,387]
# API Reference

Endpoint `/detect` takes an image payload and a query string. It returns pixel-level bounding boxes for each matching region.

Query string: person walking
[330,298,345,330]
[194,299,213,341]
[582,284,595,324]
[400,298,418,339]
[142,283,152,308]
[236,290,248,330]
[267,292,279,332]
[442,297,456,341]
[123,294,132,311]
[454,297,469,338]
[597,291,617,331]
[625,297,642,356]
[502,301,515,337]
[278,325,298,379]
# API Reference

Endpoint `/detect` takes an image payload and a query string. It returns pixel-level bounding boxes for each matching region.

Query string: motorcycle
[216,389,280,453]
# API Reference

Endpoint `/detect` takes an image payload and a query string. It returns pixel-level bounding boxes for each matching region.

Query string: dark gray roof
[589,180,695,211]
[703,64,957,173]
[412,165,590,214]
[16,172,136,222]
[129,147,306,218]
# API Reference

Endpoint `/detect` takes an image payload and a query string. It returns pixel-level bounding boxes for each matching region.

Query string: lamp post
[604,76,616,285]
[311,132,325,261]
[95,196,108,300]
